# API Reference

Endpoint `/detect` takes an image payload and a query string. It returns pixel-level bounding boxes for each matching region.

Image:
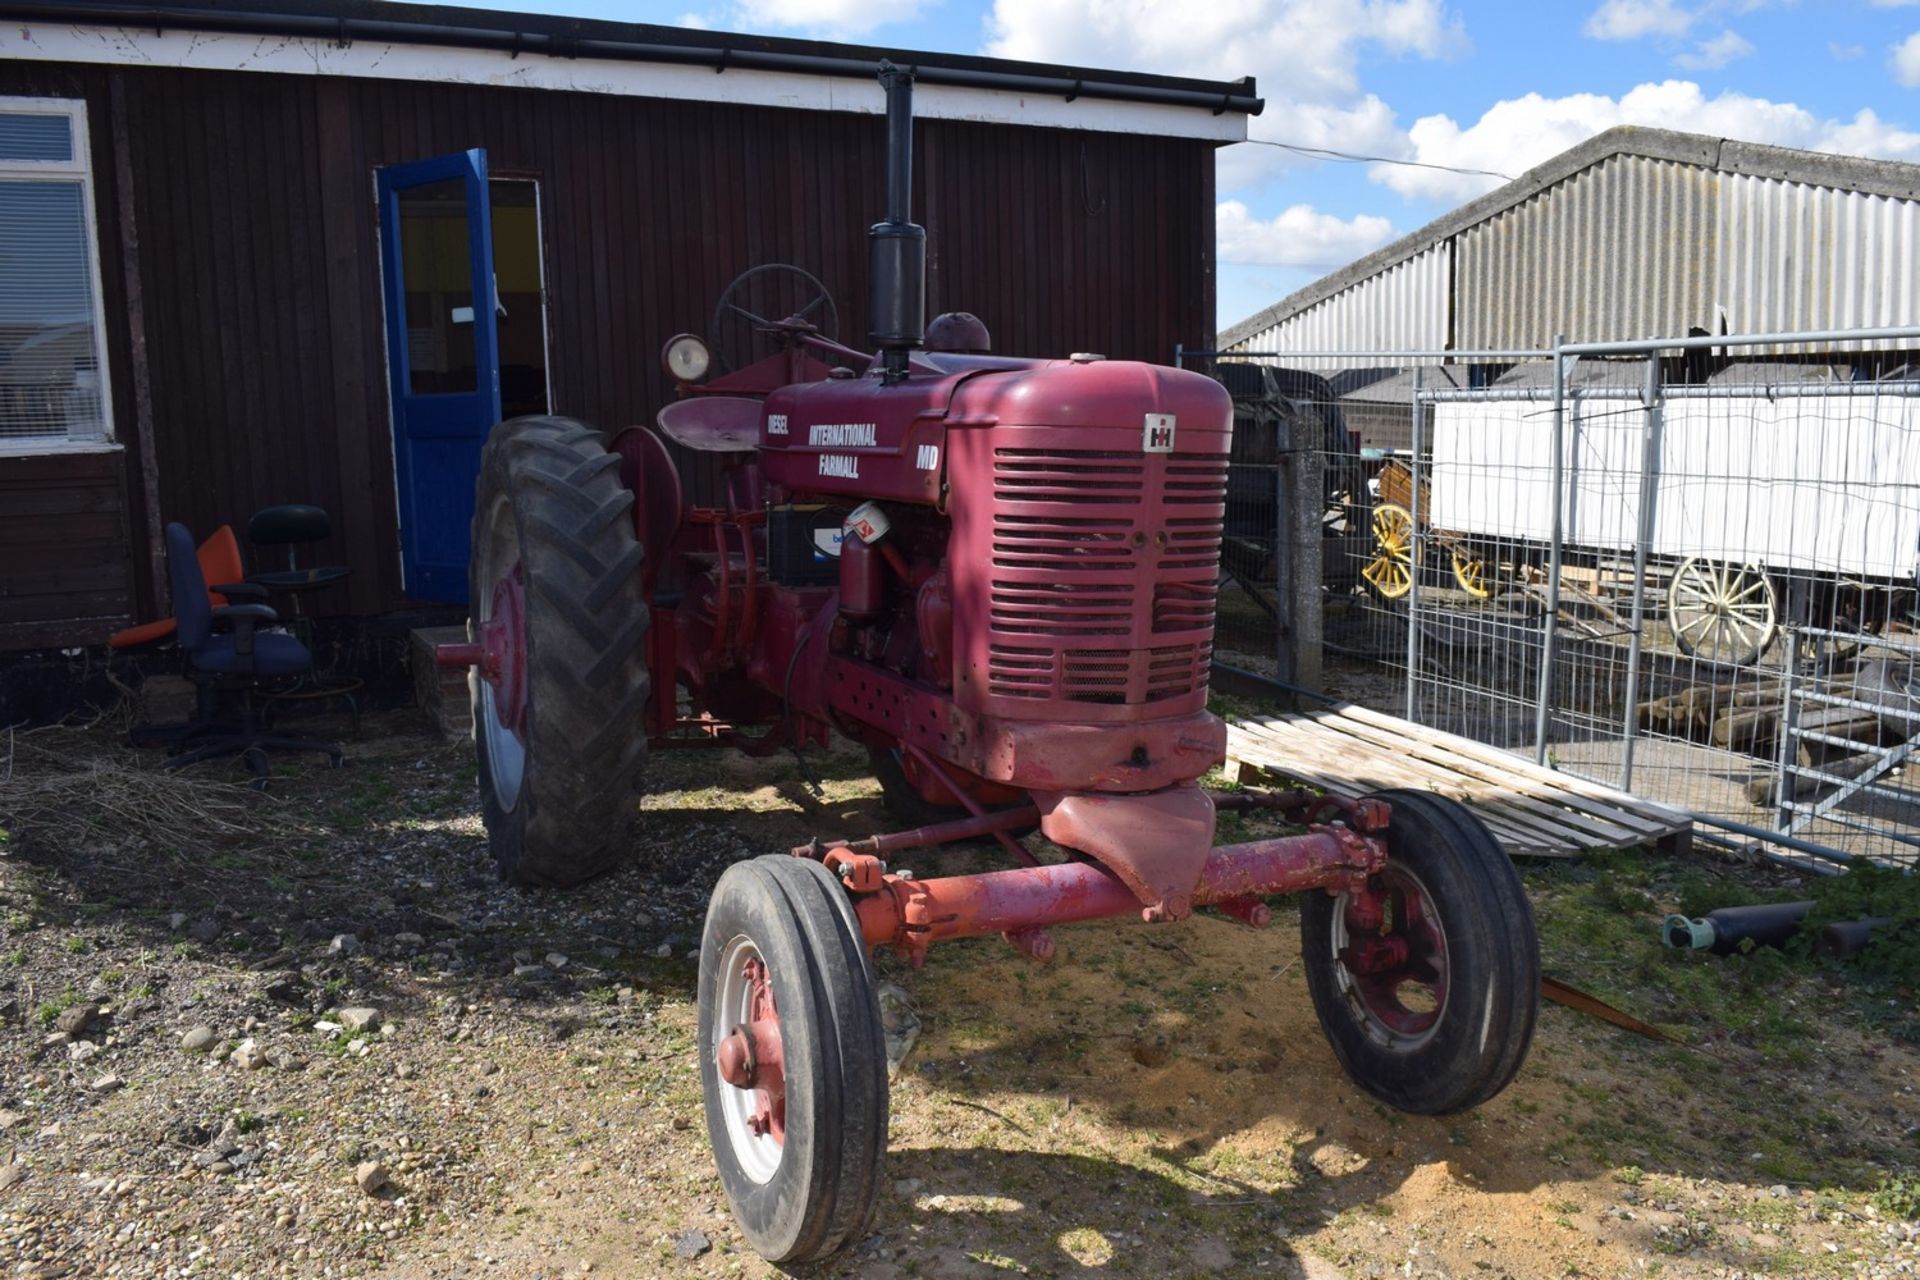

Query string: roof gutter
[0,2,1265,116]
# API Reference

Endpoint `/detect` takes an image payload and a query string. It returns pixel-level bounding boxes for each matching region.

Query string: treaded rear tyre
[699,856,888,1263]
[470,415,651,887]
[1301,788,1539,1115]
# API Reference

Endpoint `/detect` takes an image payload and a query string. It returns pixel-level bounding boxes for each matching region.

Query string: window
[0,99,113,452]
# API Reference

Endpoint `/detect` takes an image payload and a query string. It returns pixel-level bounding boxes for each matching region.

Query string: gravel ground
[0,705,1916,1279]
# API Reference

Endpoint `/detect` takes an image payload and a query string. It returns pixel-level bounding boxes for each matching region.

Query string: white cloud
[985,0,1467,190]
[1897,31,1920,87]
[1378,80,1920,202]
[1831,42,1866,61]
[1675,28,1754,68]
[1584,0,1695,40]
[1215,200,1397,268]
[729,0,920,36]
[1871,1,1920,7]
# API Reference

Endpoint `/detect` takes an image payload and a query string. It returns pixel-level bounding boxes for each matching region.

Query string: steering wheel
[709,264,840,374]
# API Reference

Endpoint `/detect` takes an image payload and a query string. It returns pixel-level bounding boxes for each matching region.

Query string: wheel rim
[712,934,786,1185]
[1362,503,1416,600]
[1669,558,1776,666]
[475,496,530,811]
[1451,548,1492,599]
[1328,863,1450,1050]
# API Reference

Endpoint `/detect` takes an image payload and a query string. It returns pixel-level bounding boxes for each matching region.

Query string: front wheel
[699,856,888,1264]
[1301,789,1539,1115]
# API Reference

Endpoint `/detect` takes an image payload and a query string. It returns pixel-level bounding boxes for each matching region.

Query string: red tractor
[439,66,1539,1265]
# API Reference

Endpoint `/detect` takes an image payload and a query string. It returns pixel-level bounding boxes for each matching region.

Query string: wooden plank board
[1235,723,1592,855]
[1228,719,1583,854]
[1225,725,1580,856]
[1332,701,1691,829]
[1223,701,1693,860]
[1241,712,1652,847]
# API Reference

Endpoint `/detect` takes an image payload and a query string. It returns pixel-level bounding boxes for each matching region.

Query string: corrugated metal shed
[1223,128,1920,360]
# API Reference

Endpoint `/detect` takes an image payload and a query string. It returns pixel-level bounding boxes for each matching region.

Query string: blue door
[377,150,500,604]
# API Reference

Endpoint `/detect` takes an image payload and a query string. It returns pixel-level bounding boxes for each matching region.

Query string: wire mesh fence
[1183,329,1920,870]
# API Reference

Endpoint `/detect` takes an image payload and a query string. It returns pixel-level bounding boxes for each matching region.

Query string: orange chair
[109,525,250,651]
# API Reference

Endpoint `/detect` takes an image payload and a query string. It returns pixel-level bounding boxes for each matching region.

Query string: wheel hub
[716,953,786,1149]
[475,566,529,735]
[1334,867,1450,1042]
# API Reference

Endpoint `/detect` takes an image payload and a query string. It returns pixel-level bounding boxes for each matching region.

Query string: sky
[452,0,1920,335]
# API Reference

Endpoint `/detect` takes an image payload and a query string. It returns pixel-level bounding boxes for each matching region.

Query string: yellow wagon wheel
[1450,546,1494,599]
[1362,502,1416,600]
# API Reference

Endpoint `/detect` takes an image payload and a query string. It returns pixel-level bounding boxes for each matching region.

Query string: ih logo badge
[1142,413,1176,453]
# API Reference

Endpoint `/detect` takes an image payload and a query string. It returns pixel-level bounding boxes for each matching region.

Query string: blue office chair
[161,522,343,787]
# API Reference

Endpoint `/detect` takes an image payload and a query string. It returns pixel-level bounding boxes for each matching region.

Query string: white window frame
[0,96,117,457]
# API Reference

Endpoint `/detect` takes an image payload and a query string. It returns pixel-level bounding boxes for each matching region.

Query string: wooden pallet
[1224,702,1693,858]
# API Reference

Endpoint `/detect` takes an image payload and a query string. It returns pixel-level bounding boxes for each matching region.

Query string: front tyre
[699,857,888,1264]
[470,415,652,887]
[1301,789,1538,1115]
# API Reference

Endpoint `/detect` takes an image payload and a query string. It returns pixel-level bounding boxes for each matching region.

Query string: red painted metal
[1034,784,1217,919]
[1339,867,1449,1037]
[904,744,1035,866]
[715,954,786,1143]
[658,395,768,453]
[791,803,1040,861]
[436,565,528,736]
[609,426,684,591]
[852,824,1388,964]
[1213,897,1273,928]
[434,641,482,669]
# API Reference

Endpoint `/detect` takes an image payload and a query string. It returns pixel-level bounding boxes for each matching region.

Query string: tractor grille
[986,447,1225,706]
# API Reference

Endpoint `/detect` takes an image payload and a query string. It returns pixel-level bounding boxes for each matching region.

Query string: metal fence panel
[1188,327,1920,870]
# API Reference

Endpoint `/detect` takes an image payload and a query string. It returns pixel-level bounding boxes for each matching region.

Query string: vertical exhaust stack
[869,63,926,381]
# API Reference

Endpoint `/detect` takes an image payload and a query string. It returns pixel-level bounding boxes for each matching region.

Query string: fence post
[1405,365,1423,723]
[1272,416,1324,691]
[1618,352,1665,791]
[1532,334,1567,766]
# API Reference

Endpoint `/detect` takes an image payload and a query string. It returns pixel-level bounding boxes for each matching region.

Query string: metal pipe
[1202,327,1920,363]
[1685,811,1859,863]
[1195,348,1548,362]
[882,63,913,226]
[8,2,1266,114]
[1405,364,1423,723]
[1533,335,1568,764]
[1663,900,1814,954]
[1560,326,1920,356]
[794,804,1039,859]
[869,63,926,374]
[854,827,1376,953]
[1818,917,1896,957]
[1617,354,1663,791]
[1413,383,1920,403]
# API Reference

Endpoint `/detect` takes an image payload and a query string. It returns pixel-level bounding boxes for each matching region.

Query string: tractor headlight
[663,334,711,383]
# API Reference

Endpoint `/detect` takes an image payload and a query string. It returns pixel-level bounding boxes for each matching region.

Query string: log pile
[1638,675,1882,757]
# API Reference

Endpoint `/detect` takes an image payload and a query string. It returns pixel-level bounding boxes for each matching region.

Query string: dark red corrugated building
[0,0,1255,663]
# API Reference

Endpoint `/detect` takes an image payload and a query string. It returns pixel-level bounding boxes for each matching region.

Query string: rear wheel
[699,856,888,1263]
[1301,789,1538,1114]
[470,415,652,886]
